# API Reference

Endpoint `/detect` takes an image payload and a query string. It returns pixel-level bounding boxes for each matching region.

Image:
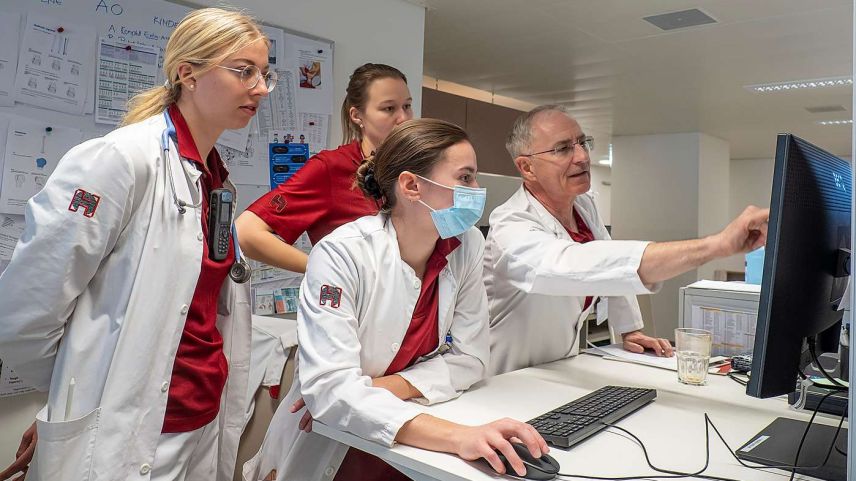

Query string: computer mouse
[485,442,560,480]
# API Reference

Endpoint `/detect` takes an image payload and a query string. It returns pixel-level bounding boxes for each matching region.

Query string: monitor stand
[736,417,846,481]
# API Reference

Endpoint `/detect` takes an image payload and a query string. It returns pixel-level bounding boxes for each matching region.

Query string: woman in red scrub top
[235,63,413,272]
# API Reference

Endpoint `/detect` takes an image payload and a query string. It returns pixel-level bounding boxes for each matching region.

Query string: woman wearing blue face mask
[245,119,548,481]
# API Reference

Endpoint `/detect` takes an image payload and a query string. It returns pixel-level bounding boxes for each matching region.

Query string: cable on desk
[557,397,845,481]
[786,390,844,481]
[556,417,741,481]
[806,338,847,390]
[703,397,845,477]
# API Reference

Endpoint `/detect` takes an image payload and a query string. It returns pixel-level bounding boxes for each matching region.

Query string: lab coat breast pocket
[33,405,101,481]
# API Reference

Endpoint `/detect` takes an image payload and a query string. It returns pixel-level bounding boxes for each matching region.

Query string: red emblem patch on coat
[270,194,287,213]
[319,285,342,308]
[68,189,101,217]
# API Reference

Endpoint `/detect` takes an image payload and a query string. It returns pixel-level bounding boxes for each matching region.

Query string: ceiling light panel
[746,76,852,93]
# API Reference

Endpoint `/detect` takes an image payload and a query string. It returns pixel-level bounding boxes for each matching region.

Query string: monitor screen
[746,134,851,399]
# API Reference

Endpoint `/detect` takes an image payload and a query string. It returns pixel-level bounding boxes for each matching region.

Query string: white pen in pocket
[65,377,75,421]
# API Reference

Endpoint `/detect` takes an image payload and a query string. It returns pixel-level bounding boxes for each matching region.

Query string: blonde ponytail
[121,7,267,126]
[122,83,181,126]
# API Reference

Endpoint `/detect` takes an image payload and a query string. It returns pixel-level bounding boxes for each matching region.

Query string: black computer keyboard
[527,385,657,448]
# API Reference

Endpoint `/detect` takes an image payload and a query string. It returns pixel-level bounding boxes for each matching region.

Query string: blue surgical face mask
[416,174,487,239]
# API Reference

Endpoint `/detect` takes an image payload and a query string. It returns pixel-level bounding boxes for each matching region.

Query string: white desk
[313,353,846,481]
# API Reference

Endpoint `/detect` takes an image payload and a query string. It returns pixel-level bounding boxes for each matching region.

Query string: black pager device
[208,188,233,261]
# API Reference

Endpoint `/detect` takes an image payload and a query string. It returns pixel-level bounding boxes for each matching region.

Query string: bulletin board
[0,0,336,392]
[0,0,334,264]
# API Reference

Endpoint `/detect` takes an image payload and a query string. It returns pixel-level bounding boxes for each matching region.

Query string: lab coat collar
[520,186,600,241]
[381,214,461,272]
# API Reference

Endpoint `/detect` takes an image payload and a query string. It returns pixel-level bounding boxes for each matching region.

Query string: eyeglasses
[522,136,594,158]
[216,64,278,92]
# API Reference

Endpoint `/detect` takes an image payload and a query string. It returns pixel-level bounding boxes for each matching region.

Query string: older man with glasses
[484,104,769,375]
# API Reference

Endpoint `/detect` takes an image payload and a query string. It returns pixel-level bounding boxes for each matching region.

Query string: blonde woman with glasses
[0,8,273,481]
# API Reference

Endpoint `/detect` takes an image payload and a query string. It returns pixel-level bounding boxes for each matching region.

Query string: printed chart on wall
[690,305,757,356]
[96,38,158,124]
[0,118,81,215]
[0,358,36,398]
[13,14,94,115]
[0,0,337,326]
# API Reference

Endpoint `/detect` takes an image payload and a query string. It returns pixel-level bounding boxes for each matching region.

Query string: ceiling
[420,0,853,161]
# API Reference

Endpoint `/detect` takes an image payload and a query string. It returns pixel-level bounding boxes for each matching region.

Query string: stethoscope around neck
[160,110,251,283]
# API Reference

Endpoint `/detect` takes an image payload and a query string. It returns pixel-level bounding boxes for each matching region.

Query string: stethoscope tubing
[161,110,250,283]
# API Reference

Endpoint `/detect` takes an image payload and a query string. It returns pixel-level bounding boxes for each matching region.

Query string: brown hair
[122,8,267,125]
[341,63,408,144]
[355,118,469,212]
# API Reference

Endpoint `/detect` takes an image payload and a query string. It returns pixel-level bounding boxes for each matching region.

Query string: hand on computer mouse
[453,418,548,477]
[491,442,561,480]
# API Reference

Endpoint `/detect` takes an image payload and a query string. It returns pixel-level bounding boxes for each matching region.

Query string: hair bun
[363,167,383,199]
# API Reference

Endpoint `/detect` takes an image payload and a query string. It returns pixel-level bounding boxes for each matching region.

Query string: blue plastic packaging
[744,247,765,285]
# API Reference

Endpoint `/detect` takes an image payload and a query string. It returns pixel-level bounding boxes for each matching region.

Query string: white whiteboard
[0,0,335,201]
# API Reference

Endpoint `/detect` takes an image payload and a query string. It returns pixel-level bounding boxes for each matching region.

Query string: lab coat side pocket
[33,405,101,481]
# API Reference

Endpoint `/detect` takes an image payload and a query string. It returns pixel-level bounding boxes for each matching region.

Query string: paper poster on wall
[258,68,298,135]
[0,12,21,107]
[95,38,158,125]
[13,14,93,115]
[270,114,329,156]
[217,123,252,153]
[218,133,268,186]
[261,25,285,67]
[0,118,81,215]
[298,113,329,152]
[0,115,9,184]
[0,358,37,398]
[286,33,333,115]
[0,214,24,261]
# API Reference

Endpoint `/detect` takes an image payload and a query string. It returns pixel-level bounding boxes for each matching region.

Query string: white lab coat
[243,214,489,481]
[0,113,252,481]
[484,186,660,375]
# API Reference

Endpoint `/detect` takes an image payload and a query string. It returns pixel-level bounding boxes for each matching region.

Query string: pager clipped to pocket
[208,188,233,261]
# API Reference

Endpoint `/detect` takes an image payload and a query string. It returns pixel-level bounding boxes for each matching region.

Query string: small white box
[679,281,760,357]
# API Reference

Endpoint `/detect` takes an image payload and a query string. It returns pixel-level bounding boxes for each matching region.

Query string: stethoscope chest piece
[230,257,252,284]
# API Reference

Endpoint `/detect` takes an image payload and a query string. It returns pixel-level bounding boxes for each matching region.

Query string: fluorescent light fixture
[599,143,613,166]
[816,119,853,126]
[745,76,852,93]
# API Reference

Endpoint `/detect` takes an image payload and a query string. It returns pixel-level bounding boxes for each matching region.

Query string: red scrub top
[247,141,379,244]
[162,104,233,433]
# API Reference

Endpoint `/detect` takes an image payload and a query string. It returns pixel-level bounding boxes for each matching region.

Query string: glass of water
[675,328,712,385]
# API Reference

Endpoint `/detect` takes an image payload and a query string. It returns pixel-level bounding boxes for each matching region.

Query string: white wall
[188,0,426,146]
[611,132,730,339]
[696,135,731,281]
[722,157,776,271]
[612,133,701,339]
[589,165,612,227]
[477,172,521,226]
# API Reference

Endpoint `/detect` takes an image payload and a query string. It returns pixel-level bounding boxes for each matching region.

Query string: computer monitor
[747,133,851,399]
[737,133,850,481]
